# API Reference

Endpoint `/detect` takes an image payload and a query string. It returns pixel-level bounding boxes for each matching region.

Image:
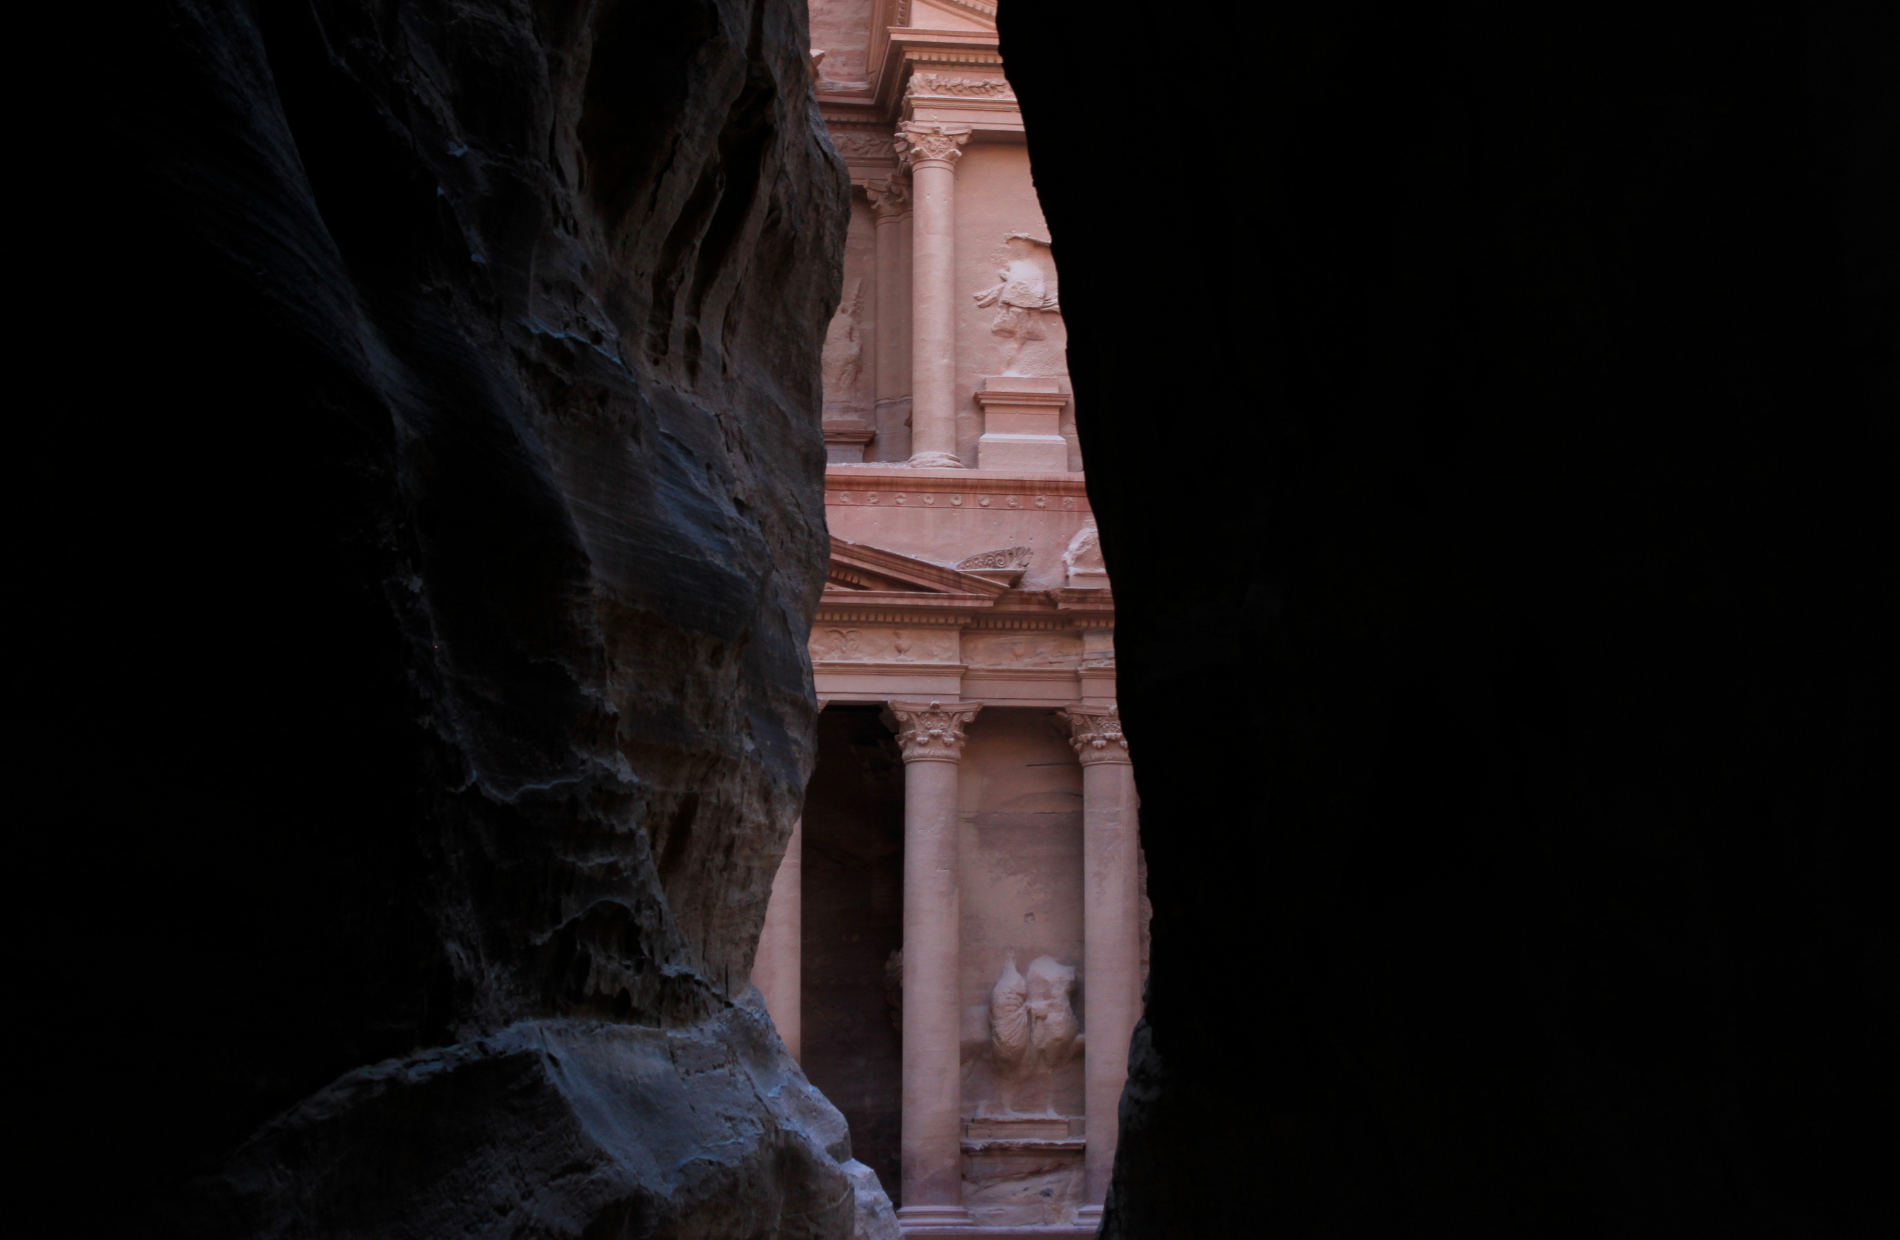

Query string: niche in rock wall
[956,708,1087,1227]
[801,705,906,1204]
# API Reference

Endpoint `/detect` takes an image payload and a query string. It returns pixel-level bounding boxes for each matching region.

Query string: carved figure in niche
[821,277,866,411]
[985,952,1082,1116]
[973,234,1064,376]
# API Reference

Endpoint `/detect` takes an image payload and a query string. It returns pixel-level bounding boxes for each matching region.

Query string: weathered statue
[821,276,866,409]
[986,952,1082,1115]
[973,234,1064,376]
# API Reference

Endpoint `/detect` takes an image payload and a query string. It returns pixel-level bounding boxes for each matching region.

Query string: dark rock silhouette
[1002,2,1895,1237]
[67,0,860,1234]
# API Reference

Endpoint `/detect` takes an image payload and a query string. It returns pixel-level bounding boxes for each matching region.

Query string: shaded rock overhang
[1000,1,1896,1237]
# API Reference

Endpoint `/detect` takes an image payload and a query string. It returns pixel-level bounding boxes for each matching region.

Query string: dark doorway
[801,705,906,1202]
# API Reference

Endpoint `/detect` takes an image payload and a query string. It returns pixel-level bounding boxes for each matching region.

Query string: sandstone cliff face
[91,1,861,1234]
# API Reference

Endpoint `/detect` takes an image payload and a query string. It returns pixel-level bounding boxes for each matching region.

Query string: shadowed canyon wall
[1001,2,1894,1238]
[65,1,865,1234]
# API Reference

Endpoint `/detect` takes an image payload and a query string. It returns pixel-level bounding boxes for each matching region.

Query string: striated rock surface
[71,0,887,1234]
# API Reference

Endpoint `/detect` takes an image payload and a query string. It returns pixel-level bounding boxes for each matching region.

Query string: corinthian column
[891,699,981,1224]
[867,176,913,462]
[894,123,971,469]
[1060,705,1139,1219]
[752,815,801,1060]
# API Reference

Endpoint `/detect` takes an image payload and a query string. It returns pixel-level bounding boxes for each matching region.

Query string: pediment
[907,0,996,33]
[827,538,1010,597]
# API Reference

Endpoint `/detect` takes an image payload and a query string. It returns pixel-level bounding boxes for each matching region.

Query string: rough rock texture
[841,1159,903,1240]
[195,1009,858,1237]
[1003,2,1894,1238]
[69,1,876,1234]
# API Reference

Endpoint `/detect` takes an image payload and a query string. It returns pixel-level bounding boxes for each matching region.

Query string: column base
[896,1204,975,1229]
[906,451,966,468]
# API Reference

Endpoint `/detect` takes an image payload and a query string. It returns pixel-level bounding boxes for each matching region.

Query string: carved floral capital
[892,700,981,762]
[894,122,972,170]
[867,175,911,222]
[1058,706,1131,766]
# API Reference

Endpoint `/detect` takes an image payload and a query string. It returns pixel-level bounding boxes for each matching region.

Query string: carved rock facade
[757,3,1137,1230]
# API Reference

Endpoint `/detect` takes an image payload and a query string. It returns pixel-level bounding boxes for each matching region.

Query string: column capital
[1059,705,1131,766]
[892,699,981,762]
[867,175,911,223]
[894,122,972,171]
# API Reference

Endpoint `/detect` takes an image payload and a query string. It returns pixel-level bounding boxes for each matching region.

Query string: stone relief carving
[984,953,1082,1116]
[893,701,981,761]
[1057,706,1131,766]
[1061,522,1107,586]
[811,627,957,663]
[821,277,866,411]
[907,72,1015,99]
[975,234,1063,376]
[832,131,895,162]
[894,122,972,169]
[957,546,1032,571]
[962,632,1080,669]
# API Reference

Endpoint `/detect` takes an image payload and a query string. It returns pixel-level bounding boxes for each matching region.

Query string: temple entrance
[802,706,907,1201]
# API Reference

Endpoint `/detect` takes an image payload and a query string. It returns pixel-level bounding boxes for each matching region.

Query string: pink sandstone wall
[809,0,874,85]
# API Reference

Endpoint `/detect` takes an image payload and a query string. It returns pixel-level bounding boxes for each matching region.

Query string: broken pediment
[827,538,1012,597]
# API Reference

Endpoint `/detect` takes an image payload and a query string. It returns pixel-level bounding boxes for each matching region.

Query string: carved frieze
[811,626,959,663]
[962,632,1081,669]
[1058,706,1130,765]
[894,121,972,169]
[908,72,1015,99]
[832,130,895,162]
[893,700,982,761]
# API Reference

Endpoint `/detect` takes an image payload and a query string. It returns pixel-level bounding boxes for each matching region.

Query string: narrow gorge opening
[77,2,1893,1238]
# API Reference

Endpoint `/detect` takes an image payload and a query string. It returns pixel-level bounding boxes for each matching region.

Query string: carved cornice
[825,466,1089,510]
[893,700,982,762]
[895,122,972,169]
[867,176,911,222]
[1058,706,1131,766]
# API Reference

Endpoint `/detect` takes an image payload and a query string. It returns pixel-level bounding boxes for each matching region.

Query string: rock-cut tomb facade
[749,3,1149,1235]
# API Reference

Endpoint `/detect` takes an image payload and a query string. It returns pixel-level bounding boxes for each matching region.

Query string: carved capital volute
[892,699,981,762]
[867,175,911,222]
[894,122,971,170]
[1058,705,1131,766]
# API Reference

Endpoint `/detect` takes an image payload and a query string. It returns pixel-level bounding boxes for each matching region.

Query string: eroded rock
[97,0,862,1233]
